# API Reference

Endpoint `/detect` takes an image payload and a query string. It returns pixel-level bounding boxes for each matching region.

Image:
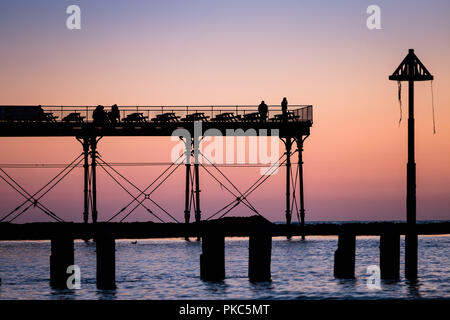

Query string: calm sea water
[0,235,449,300]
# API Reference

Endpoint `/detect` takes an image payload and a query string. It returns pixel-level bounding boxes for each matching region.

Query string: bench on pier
[42,113,58,122]
[242,112,261,122]
[62,112,85,123]
[122,112,149,123]
[181,112,210,122]
[211,112,241,122]
[269,112,300,122]
[151,112,180,123]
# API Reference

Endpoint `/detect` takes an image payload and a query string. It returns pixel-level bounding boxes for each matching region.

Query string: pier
[0,104,314,287]
[0,104,312,229]
[0,87,445,288]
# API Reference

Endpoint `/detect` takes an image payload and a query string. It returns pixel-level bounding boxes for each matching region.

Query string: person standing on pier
[258,100,268,122]
[281,97,288,122]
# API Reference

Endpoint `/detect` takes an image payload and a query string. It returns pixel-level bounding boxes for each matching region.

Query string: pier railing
[0,105,313,124]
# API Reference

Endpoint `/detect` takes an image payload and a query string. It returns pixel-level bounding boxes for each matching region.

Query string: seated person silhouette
[258,100,268,122]
[93,105,107,125]
[109,104,120,124]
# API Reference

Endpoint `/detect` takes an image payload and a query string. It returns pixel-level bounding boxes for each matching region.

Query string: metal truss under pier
[0,105,312,239]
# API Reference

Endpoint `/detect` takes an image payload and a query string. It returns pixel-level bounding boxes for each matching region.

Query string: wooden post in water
[334,228,356,279]
[248,233,272,282]
[50,233,74,289]
[389,49,433,281]
[200,232,225,281]
[96,227,116,289]
[380,231,400,280]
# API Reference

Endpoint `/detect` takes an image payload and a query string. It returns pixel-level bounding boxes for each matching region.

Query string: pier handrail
[0,105,313,123]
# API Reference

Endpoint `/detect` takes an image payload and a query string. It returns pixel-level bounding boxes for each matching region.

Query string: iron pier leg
[297,137,306,240]
[185,138,192,226]
[406,80,417,281]
[90,137,98,223]
[194,138,201,223]
[184,142,191,240]
[194,163,201,222]
[185,163,191,224]
[285,138,292,239]
[83,138,90,224]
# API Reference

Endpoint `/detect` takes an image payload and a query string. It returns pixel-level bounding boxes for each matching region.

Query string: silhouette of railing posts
[95,227,116,290]
[380,231,400,280]
[50,231,74,289]
[333,227,356,279]
[248,233,272,282]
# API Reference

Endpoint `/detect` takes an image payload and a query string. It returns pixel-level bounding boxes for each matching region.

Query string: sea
[0,225,449,300]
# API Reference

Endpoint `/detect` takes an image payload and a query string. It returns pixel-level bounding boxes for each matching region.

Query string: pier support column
[380,231,400,280]
[297,137,306,240]
[200,232,225,281]
[194,165,201,223]
[248,233,272,282]
[50,233,74,289]
[82,138,90,224]
[334,229,356,279]
[406,79,418,281]
[184,163,191,240]
[90,137,98,223]
[96,227,116,290]
[184,163,191,225]
[193,137,201,223]
[184,137,192,227]
[405,231,418,281]
[285,138,292,235]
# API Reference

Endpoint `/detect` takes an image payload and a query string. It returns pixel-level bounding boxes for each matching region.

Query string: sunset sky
[0,0,449,223]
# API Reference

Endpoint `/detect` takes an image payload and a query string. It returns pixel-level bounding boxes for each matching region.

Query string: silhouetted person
[109,104,120,124]
[258,100,268,122]
[37,105,45,121]
[281,97,288,122]
[93,105,106,125]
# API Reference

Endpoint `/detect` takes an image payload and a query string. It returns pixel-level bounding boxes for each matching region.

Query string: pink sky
[0,0,449,222]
